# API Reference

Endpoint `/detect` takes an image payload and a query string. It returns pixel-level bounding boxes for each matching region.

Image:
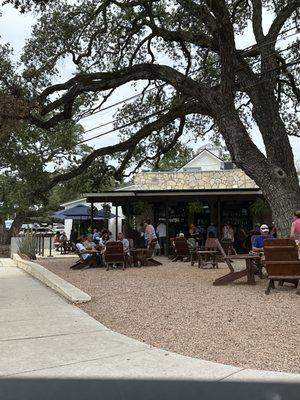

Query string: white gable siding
[179,150,222,171]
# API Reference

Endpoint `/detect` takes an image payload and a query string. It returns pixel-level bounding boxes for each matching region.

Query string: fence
[34,234,55,257]
[11,234,68,258]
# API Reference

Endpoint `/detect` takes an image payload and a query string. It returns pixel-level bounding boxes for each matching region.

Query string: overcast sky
[0,4,299,163]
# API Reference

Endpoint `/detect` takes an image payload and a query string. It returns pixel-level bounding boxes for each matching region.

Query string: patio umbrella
[53,204,115,220]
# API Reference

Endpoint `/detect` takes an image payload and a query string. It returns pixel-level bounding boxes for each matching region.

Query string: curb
[12,254,91,304]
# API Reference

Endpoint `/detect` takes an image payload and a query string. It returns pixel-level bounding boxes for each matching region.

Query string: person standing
[144,219,156,247]
[156,220,167,255]
[207,222,217,238]
[222,222,234,241]
[290,211,300,241]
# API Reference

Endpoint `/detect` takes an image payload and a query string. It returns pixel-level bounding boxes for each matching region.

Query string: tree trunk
[6,212,25,244]
[0,215,8,245]
[214,105,300,236]
[263,182,300,237]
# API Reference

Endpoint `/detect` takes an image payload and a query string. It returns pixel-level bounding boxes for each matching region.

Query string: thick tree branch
[251,0,265,43]
[267,0,300,41]
[47,101,205,189]
[32,64,216,129]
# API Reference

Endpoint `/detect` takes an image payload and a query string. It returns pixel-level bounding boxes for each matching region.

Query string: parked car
[35,227,55,236]
[53,224,65,233]
[19,226,54,236]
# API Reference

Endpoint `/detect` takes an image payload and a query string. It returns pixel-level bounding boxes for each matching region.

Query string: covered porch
[85,188,264,255]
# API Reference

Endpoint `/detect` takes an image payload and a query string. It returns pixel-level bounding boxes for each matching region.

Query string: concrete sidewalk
[0,261,299,382]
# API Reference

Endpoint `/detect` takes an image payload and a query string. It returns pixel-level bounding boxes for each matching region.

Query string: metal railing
[34,234,55,257]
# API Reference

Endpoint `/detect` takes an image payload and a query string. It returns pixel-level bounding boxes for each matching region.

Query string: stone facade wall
[134,170,258,190]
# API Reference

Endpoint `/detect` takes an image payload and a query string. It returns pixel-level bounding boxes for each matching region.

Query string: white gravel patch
[38,257,300,374]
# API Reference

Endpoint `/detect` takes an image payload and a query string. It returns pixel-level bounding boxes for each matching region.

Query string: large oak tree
[1,0,300,235]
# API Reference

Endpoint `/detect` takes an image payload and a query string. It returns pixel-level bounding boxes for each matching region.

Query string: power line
[78,26,298,123]
[79,41,299,139]
[77,107,168,144]
[76,58,300,146]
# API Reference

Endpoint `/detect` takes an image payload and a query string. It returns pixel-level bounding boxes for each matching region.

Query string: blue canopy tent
[53,204,116,238]
[53,204,115,220]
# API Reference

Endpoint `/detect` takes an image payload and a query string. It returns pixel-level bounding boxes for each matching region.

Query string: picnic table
[213,254,261,286]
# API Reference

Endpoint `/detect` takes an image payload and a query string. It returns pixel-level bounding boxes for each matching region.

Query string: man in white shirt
[156,220,167,255]
[76,235,101,267]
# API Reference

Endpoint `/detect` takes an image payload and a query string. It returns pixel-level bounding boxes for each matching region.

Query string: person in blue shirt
[252,224,274,252]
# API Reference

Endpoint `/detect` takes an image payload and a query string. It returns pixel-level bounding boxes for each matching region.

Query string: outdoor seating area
[58,226,300,296]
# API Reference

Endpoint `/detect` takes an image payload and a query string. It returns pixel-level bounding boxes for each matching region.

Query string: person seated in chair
[92,229,101,244]
[117,232,130,254]
[252,224,274,253]
[101,229,112,245]
[53,231,62,251]
[117,232,132,267]
[83,234,97,249]
[76,235,102,267]
[251,224,274,277]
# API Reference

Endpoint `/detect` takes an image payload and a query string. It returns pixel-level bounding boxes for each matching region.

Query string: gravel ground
[37,256,300,373]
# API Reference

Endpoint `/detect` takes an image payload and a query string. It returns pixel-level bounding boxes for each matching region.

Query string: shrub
[17,232,36,260]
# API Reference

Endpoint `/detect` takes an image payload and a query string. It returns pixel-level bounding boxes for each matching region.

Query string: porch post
[90,200,94,232]
[165,201,169,257]
[115,205,119,240]
[217,199,221,239]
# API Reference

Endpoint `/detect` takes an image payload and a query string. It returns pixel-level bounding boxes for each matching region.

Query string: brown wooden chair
[263,239,300,294]
[131,238,162,267]
[105,241,126,271]
[172,237,193,262]
[191,238,219,268]
[212,238,260,285]
[70,251,98,270]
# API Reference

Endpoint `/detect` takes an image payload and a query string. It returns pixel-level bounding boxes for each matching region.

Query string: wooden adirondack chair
[172,237,193,262]
[263,239,300,294]
[105,241,126,271]
[190,238,219,268]
[220,238,237,256]
[70,251,98,269]
[212,238,260,285]
[131,238,162,267]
